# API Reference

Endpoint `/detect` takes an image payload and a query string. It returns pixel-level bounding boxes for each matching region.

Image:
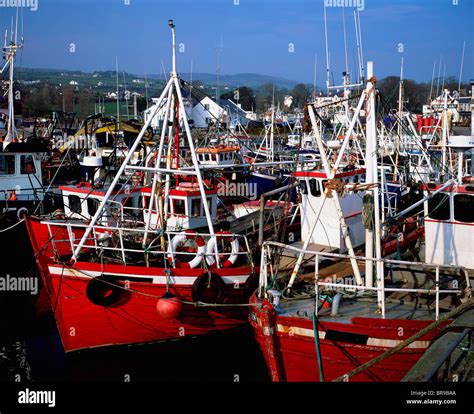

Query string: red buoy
[156,292,183,319]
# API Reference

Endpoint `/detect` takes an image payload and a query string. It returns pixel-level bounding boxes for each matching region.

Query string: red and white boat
[249,63,471,382]
[24,21,259,352]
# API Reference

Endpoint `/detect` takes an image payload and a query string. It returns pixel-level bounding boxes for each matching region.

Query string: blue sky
[1,0,472,84]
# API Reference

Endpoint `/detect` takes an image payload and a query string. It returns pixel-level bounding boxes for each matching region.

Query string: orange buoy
[10,191,17,201]
[156,292,183,319]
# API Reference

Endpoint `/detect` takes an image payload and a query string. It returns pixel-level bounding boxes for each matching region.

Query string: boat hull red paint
[25,217,255,352]
[249,297,444,382]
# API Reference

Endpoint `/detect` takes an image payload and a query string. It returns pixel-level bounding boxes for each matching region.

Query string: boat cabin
[287,133,301,148]
[60,183,143,224]
[297,151,320,171]
[143,182,218,231]
[0,143,46,202]
[196,145,241,167]
[423,182,474,269]
[294,168,366,251]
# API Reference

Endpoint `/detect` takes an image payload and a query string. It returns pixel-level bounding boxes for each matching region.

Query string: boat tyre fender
[192,273,226,304]
[86,275,131,307]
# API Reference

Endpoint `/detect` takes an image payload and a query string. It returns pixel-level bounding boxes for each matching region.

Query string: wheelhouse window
[173,198,186,215]
[453,194,474,223]
[20,155,36,174]
[191,198,201,217]
[309,179,321,197]
[428,193,450,221]
[206,197,213,214]
[69,195,82,214]
[299,179,308,195]
[0,155,15,175]
[87,198,100,216]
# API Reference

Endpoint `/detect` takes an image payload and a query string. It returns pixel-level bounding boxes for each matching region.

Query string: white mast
[2,9,23,146]
[364,62,376,290]
[144,73,149,104]
[435,54,442,98]
[441,89,448,171]
[324,2,330,93]
[363,62,384,313]
[397,56,404,140]
[73,19,218,261]
[429,60,436,104]
[458,40,466,93]
[313,53,317,101]
[342,4,349,78]
[123,71,130,120]
[115,56,120,124]
[270,86,275,163]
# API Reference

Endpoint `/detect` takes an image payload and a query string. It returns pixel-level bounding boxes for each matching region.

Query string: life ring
[192,273,226,304]
[167,230,205,269]
[205,231,240,268]
[86,275,132,308]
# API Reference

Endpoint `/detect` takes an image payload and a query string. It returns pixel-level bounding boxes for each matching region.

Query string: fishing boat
[24,21,260,352]
[249,62,472,382]
[0,22,80,217]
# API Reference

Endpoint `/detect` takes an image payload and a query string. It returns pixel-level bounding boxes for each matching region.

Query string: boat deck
[278,241,338,269]
[277,296,438,324]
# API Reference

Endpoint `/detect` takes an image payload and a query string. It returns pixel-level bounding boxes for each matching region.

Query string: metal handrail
[42,220,251,265]
[259,241,465,320]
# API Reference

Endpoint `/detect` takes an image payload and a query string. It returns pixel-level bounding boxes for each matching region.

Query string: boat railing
[259,241,466,320]
[0,188,45,201]
[41,220,252,268]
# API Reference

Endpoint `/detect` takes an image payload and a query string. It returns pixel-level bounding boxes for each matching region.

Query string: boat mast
[73,20,219,261]
[2,11,23,145]
[429,60,436,104]
[324,2,330,94]
[364,61,384,306]
[458,40,466,93]
[313,53,317,101]
[397,56,404,142]
[116,56,120,125]
[270,86,275,163]
[441,89,448,172]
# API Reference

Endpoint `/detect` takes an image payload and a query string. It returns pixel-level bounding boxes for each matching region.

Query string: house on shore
[143,90,248,130]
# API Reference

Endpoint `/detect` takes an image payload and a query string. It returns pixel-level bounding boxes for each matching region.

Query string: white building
[143,90,247,130]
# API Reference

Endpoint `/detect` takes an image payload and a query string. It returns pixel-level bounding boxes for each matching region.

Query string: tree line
[10,76,471,120]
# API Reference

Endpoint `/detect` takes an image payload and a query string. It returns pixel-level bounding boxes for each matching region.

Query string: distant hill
[15,68,301,90]
[155,72,301,90]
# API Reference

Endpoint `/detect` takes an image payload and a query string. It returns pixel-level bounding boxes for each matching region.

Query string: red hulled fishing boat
[24,21,261,352]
